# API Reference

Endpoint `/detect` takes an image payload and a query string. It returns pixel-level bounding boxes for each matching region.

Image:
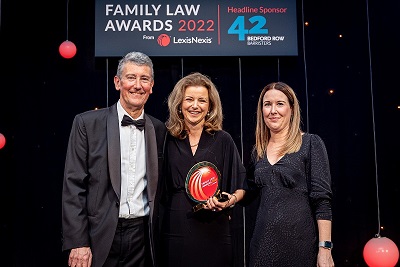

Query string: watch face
[319,241,333,249]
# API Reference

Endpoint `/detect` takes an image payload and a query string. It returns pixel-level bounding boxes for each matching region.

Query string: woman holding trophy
[160,72,246,267]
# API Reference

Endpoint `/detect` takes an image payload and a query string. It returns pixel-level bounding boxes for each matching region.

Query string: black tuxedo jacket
[62,103,166,267]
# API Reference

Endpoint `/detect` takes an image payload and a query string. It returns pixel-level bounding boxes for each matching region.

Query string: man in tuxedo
[62,51,166,267]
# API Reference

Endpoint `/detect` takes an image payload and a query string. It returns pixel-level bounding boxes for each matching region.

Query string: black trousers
[103,216,151,267]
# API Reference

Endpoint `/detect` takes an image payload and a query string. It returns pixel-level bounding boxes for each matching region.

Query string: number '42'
[228,15,268,41]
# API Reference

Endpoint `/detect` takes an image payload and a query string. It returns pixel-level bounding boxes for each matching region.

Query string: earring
[178,109,182,114]
[207,111,210,116]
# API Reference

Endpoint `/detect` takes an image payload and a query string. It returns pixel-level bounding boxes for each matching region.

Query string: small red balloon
[363,237,399,267]
[0,133,6,149]
[59,40,77,59]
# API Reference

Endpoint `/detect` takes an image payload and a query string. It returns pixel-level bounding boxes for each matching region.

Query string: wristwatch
[319,241,333,250]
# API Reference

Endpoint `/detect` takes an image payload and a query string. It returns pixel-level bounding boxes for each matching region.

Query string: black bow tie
[121,115,145,131]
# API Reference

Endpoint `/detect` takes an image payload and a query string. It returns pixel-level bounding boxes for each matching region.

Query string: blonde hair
[254,82,303,160]
[166,72,223,139]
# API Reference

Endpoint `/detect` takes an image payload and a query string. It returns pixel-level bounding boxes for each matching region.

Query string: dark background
[0,0,399,266]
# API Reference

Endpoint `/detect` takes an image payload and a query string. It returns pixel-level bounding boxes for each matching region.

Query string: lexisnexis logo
[157,34,213,47]
[157,34,171,47]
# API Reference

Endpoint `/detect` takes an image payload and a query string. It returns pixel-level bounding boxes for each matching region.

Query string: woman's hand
[205,195,223,211]
[205,192,236,211]
[317,248,334,267]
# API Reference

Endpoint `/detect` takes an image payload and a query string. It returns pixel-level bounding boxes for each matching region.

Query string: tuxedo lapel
[144,113,158,204]
[107,104,121,200]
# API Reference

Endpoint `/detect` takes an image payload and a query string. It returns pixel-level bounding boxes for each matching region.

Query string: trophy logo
[186,161,222,212]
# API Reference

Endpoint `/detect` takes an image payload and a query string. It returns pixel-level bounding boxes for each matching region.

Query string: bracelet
[230,193,237,208]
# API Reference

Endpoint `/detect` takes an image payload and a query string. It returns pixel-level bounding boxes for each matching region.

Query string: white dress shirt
[117,101,149,218]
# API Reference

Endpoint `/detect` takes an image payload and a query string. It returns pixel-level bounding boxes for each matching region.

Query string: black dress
[160,130,246,267]
[245,133,333,267]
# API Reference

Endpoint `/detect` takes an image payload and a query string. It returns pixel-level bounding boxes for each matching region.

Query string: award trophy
[185,161,226,212]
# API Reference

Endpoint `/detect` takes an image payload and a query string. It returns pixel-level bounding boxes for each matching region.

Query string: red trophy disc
[185,161,222,212]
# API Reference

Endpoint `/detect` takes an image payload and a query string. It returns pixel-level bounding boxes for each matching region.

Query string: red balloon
[0,133,5,149]
[59,40,77,59]
[363,237,399,267]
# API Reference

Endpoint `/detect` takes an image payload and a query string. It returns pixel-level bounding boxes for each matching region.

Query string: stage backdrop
[95,0,298,57]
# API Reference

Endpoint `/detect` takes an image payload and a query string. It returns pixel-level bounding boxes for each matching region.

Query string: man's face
[114,62,154,116]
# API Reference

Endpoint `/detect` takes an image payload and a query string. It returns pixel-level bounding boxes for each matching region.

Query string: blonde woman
[160,72,246,267]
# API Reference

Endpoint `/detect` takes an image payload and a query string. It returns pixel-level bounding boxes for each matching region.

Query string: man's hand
[68,247,92,267]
